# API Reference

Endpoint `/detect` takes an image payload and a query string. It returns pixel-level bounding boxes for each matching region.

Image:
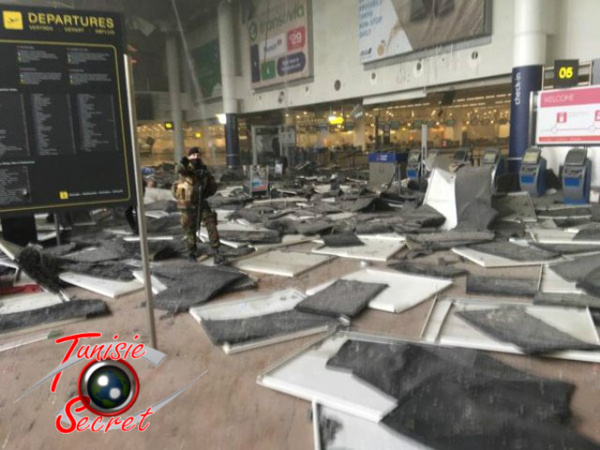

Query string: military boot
[212,248,227,265]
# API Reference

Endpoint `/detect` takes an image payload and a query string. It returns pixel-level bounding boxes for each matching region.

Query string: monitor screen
[523,150,540,165]
[409,151,420,163]
[565,149,587,166]
[454,150,467,161]
[482,151,497,164]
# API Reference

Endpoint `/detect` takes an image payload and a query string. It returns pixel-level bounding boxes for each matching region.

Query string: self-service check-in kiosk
[480,147,506,191]
[406,149,422,182]
[563,148,592,204]
[452,148,471,166]
[519,148,547,197]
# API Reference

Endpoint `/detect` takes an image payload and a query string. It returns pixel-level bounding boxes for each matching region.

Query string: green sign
[191,40,221,99]
[261,61,277,80]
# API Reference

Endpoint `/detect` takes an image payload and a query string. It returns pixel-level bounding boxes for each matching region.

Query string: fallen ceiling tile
[387,261,467,278]
[235,250,333,277]
[313,402,428,450]
[421,297,600,363]
[326,338,584,449]
[0,292,63,315]
[452,246,561,268]
[466,274,539,297]
[456,306,599,354]
[296,280,387,319]
[550,254,600,282]
[577,267,600,298]
[190,288,305,321]
[492,192,537,223]
[312,237,405,262]
[423,168,457,231]
[59,272,144,298]
[540,265,584,294]
[307,268,452,313]
[468,241,559,262]
[0,299,109,334]
[529,227,597,245]
[257,333,398,422]
[200,310,338,349]
[534,292,600,310]
[131,270,168,295]
[321,233,364,247]
[153,267,245,313]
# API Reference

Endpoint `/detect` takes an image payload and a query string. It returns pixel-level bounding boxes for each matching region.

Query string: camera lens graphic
[78,359,139,416]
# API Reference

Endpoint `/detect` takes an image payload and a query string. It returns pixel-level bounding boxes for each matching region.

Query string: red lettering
[121,416,136,432]
[52,333,102,392]
[55,396,89,434]
[131,344,146,359]
[90,416,104,432]
[112,342,127,360]
[104,416,123,433]
[76,416,90,432]
[138,407,154,431]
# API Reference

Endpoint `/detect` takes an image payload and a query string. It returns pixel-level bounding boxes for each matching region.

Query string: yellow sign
[59,191,69,200]
[3,11,23,30]
[328,116,344,125]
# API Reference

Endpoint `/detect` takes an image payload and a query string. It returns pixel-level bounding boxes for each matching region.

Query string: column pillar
[218,1,240,167]
[166,33,185,162]
[508,0,547,172]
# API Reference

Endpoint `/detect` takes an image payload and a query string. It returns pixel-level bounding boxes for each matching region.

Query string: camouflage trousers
[180,205,220,254]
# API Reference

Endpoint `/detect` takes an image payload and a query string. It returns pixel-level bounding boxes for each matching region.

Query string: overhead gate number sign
[0,6,135,216]
[536,85,600,145]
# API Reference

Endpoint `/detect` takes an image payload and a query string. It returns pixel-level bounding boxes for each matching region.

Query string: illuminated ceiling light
[216,114,227,125]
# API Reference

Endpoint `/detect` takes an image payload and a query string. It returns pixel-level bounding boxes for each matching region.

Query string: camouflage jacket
[172,161,217,210]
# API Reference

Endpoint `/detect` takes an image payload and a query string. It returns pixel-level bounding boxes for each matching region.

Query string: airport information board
[537,85,600,145]
[0,6,135,216]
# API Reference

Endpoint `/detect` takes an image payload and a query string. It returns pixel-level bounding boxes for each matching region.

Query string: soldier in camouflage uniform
[172,147,225,264]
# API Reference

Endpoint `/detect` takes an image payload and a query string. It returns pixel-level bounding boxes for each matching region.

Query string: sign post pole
[124,55,157,350]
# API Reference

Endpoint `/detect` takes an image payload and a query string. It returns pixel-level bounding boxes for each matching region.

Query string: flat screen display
[565,149,587,166]
[523,151,540,165]
[482,151,497,164]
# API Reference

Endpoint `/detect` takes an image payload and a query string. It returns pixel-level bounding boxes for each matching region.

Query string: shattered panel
[456,306,599,354]
[322,233,364,248]
[387,261,467,278]
[466,275,538,297]
[201,310,338,345]
[154,267,245,312]
[551,254,600,282]
[0,299,109,333]
[296,280,387,318]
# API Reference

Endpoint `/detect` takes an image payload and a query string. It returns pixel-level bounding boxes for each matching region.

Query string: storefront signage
[0,5,135,216]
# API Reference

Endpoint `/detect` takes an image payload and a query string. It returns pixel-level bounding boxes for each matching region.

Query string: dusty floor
[1,244,600,449]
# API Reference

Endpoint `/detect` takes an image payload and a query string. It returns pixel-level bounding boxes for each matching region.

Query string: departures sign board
[0,6,136,216]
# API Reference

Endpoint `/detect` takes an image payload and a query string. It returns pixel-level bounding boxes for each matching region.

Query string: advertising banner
[359,0,489,64]
[248,0,311,89]
[191,40,222,100]
[536,86,600,145]
[0,5,136,216]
